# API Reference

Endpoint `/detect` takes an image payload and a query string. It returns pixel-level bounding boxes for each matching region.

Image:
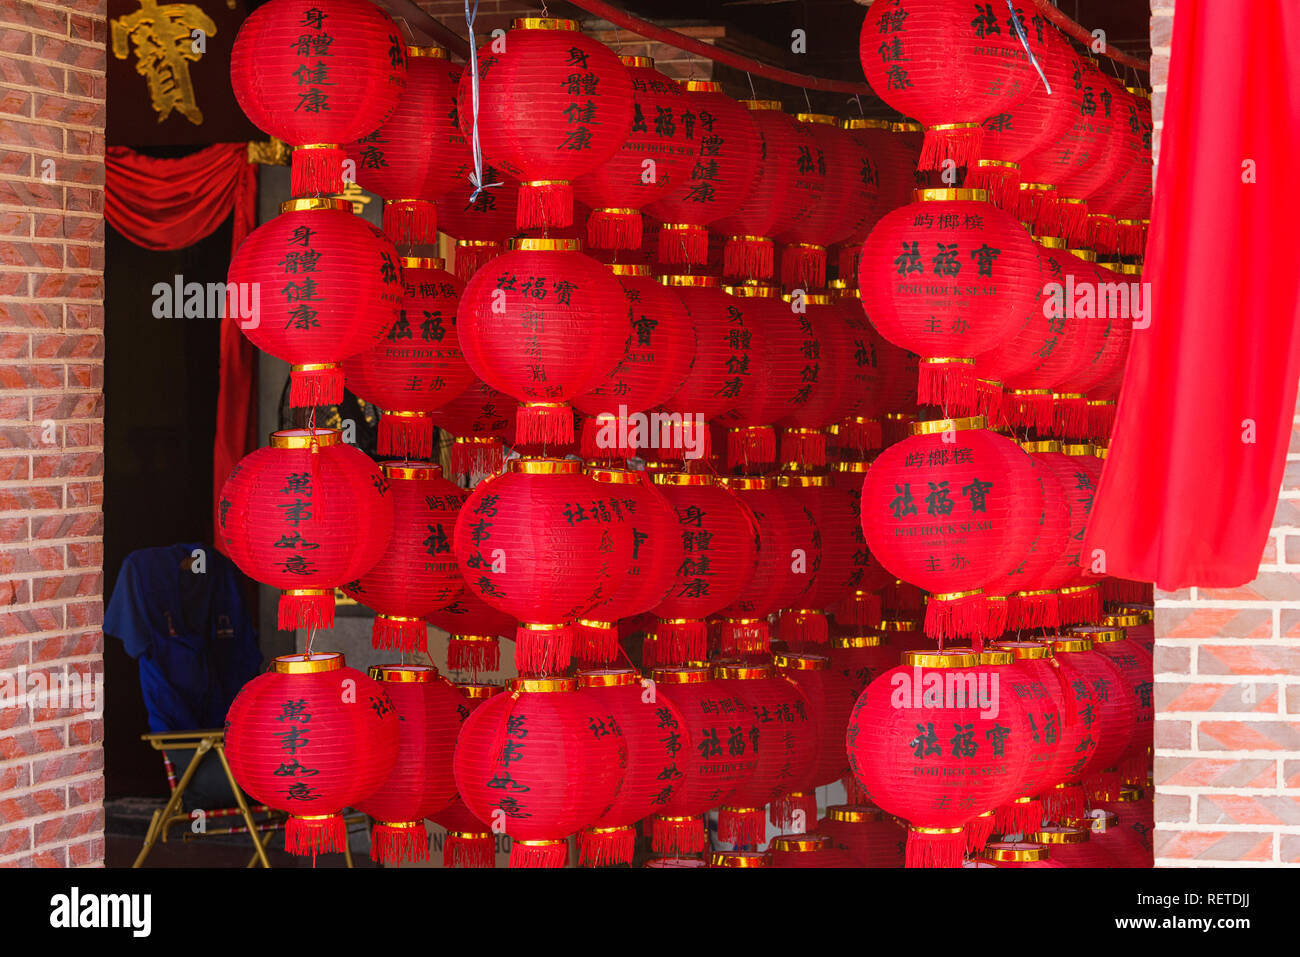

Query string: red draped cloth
[105,143,258,543]
[1086,0,1300,589]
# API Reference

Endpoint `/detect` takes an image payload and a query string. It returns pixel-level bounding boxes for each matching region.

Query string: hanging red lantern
[453,457,631,675]
[573,465,682,665]
[1052,65,1124,234]
[345,46,467,244]
[832,286,917,456]
[831,633,894,700]
[829,462,885,629]
[1046,248,1113,437]
[454,675,626,867]
[836,118,909,283]
[430,681,502,868]
[858,189,1042,410]
[340,463,465,652]
[846,649,1028,868]
[769,833,850,867]
[712,662,817,846]
[225,651,400,854]
[819,804,905,867]
[858,0,1034,169]
[774,651,857,806]
[458,236,627,445]
[1073,810,1144,867]
[775,292,852,467]
[573,264,694,461]
[353,664,463,864]
[575,668,688,866]
[458,17,634,230]
[218,428,392,630]
[228,198,403,406]
[860,418,1041,644]
[427,376,515,479]
[1091,786,1154,865]
[230,0,406,196]
[1070,625,1150,791]
[428,594,516,675]
[574,56,698,250]
[1083,85,1146,254]
[438,167,520,282]
[647,472,758,665]
[644,81,760,265]
[1064,260,1134,441]
[342,257,473,458]
[1111,91,1154,255]
[1030,825,1110,866]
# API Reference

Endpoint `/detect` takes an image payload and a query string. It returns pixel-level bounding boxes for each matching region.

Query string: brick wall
[0,0,107,867]
[1150,0,1300,867]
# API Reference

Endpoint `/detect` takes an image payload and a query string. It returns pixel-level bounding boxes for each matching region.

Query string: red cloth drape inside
[1086,1,1300,589]
[105,143,258,544]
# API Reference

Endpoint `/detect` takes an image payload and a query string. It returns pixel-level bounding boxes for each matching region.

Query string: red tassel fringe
[727,426,776,471]
[719,619,770,657]
[770,791,818,832]
[1006,391,1055,430]
[382,199,438,247]
[515,624,572,676]
[1009,591,1060,631]
[516,403,574,447]
[1089,402,1117,441]
[578,826,636,867]
[994,799,1043,837]
[723,236,775,280]
[444,831,495,868]
[290,146,343,197]
[370,823,429,866]
[277,591,334,631]
[1042,784,1086,823]
[718,806,766,847]
[574,621,619,667]
[285,813,346,856]
[975,380,1005,424]
[657,224,709,265]
[580,413,637,461]
[924,592,998,650]
[1058,586,1102,625]
[509,839,568,868]
[289,365,344,408]
[965,814,997,852]
[835,592,883,629]
[587,208,642,250]
[904,827,966,868]
[780,244,827,291]
[447,636,501,673]
[650,815,704,856]
[918,126,983,172]
[778,609,829,645]
[371,614,427,653]
[839,418,883,455]
[1052,395,1091,439]
[651,618,708,667]
[451,438,503,478]
[516,181,573,231]
[453,242,502,283]
[966,162,1020,210]
[779,429,827,468]
[917,361,977,414]
[378,412,434,460]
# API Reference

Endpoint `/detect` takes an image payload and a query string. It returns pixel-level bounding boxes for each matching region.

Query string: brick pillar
[1150,0,1300,867]
[0,1,107,867]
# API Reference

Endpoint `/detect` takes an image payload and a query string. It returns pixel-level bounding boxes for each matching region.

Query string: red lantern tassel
[1058,585,1102,625]
[982,596,1008,639]
[904,826,966,868]
[650,814,704,856]
[657,223,709,265]
[779,428,827,468]
[842,774,869,806]
[975,380,1005,425]
[917,358,977,414]
[444,830,495,868]
[515,623,572,676]
[778,609,829,645]
[1089,769,1126,804]
[289,363,344,408]
[451,436,503,478]
[517,180,573,231]
[1017,184,1056,230]
[966,160,1020,210]
[575,619,619,667]
[835,591,883,629]
[965,811,997,852]
[578,825,636,867]
[1055,199,1089,244]
[587,208,642,250]
[1117,220,1146,256]
[924,591,997,650]
[516,402,575,447]
[370,821,429,866]
[723,235,775,280]
[447,635,501,673]
[382,199,438,247]
[994,798,1043,837]
[1121,749,1152,787]
[581,413,636,461]
[918,124,982,171]
[840,417,883,454]
[277,589,334,631]
[1009,590,1060,631]
[372,614,427,653]
[1006,389,1054,430]
[286,813,346,856]
[1052,394,1090,439]
[1042,783,1086,823]
[718,806,766,847]
[1089,400,1117,441]
[719,618,769,657]
[836,244,861,284]
[654,618,708,666]
[378,412,434,460]
[727,425,776,471]
[769,791,817,831]
[780,243,827,291]
[289,144,343,197]
[1104,577,1151,605]
[1087,214,1119,256]
[509,838,568,868]
[453,240,502,282]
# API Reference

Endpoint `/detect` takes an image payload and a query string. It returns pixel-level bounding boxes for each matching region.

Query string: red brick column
[0,0,107,867]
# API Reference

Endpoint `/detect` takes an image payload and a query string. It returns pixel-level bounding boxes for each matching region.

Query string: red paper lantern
[1076,809,1148,867]
[454,457,633,674]
[342,257,473,458]
[1065,260,1135,441]
[438,167,520,281]
[644,81,760,265]
[430,681,502,868]
[858,0,1034,169]
[225,651,400,854]
[1035,442,1105,623]
[458,17,634,230]
[217,428,392,630]
[427,377,516,479]
[574,56,698,250]
[573,465,683,665]
[828,463,886,628]
[831,633,895,700]
[228,198,403,406]
[819,804,905,867]
[647,665,751,854]
[458,236,627,445]
[1092,786,1154,865]
[1030,825,1110,866]
[775,292,852,468]
[981,841,1063,867]
[427,594,516,675]
[231,0,406,196]
[353,664,463,864]
[648,473,758,665]
[833,286,918,455]
[453,675,626,867]
[345,46,468,244]
[340,463,465,652]
[575,668,688,865]
[859,418,1041,643]
[769,833,851,868]
[846,649,1029,867]
[774,651,857,794]
[708,849,770,868]
[573,264,695,461]
[837,120,911,281]
[1071,625,1149,790]
[858,189,1042,410]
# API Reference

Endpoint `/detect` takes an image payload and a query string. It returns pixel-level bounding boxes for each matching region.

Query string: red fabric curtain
[105,144,258,543]
[1086,0,1300,589]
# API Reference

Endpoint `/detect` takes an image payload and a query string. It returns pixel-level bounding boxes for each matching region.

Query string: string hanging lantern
[438,166,520,282]
[225,652,401,855]
[353,664,464,865]
[819,804,905,867]
[1060,259,1134,442]
[828,462,885,629]
[342,257,473,459]
[230,0,407,197]
[836,117,907,282]
[428,594,516,675]
[982,454,1069,631]
[1072,625,1153,789]
[228,198,403,407]
[340,463,465,652]
[454,675,626,868]
[457,17,635,230]
[430,681,502,868]
[832,285,915,456]
[773,651,857,824]
[217,428,392,631]
[1036,636,1114,821]
[774,291,850,468]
